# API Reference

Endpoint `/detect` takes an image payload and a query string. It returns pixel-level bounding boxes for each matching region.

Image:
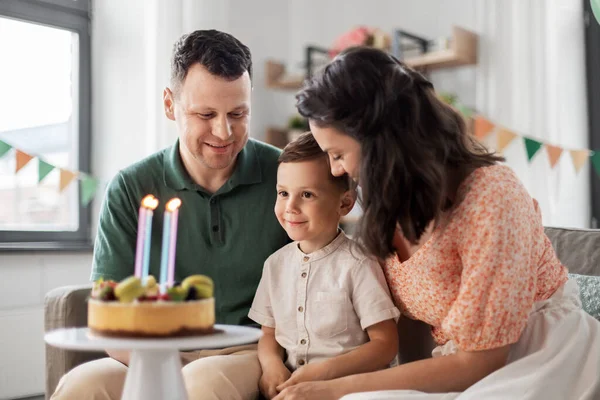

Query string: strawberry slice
[158,293,171,301]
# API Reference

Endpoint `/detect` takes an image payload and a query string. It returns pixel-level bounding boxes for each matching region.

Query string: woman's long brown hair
[296,46,503,260]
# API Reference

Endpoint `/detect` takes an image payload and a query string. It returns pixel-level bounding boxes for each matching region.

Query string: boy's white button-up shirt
[249,231,400,370]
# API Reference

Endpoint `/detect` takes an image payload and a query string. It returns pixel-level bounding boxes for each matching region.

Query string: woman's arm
[335,344,510,395]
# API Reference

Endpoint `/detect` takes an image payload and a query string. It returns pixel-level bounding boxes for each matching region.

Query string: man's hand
[259,361,292,399]
[273,380,343,400]
[276,362,329,392]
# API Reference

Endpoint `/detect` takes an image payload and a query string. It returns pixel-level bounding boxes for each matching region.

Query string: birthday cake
[88,275,215,338]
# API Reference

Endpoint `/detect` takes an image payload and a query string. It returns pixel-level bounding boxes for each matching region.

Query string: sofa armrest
[44,284,106,398]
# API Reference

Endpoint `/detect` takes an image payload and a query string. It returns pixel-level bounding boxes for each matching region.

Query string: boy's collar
[295,229,347,263]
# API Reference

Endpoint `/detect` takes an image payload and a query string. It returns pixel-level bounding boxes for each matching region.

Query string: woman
[273,47,600,400]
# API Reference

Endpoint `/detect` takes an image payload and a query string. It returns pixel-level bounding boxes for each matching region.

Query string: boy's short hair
[278,131,351,192]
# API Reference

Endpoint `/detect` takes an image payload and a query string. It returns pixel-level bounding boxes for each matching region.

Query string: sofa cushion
[545,227,600,277]
[569,273,600,321]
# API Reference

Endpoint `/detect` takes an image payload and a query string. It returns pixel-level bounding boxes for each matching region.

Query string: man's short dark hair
[170,29,252,92]
[279,131,350,192]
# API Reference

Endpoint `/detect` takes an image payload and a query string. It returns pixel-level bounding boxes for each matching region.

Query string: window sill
[0,241,94,253]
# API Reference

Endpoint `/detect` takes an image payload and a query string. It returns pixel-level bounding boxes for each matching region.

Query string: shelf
[265,126,289,149]
[265,26,477,93]
[403,26,477,70]
[265,60,305,90]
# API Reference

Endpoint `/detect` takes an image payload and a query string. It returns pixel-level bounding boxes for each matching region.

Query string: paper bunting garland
[452,101,600,179]
[570,150,590,174]
[59,169,78,191]
[496,129,518,152]
[80,174,98,207]
[545,145,564,168]
[474,116,495,140]
[38,159,55,183]
[457,104,474,119]
[0,137,104,207]
[592,152,600,176]
[15,150,34,172]
[524,137,543,161]
[592,0,600,25]
[0,140,11,158]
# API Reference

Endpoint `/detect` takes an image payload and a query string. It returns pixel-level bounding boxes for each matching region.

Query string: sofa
[43,227,600,398]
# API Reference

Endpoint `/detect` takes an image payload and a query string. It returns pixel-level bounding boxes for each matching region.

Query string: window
[584,0,600,228]
[0,0,91,250]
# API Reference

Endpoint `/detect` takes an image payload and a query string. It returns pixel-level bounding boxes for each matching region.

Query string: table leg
[121,349,187,400]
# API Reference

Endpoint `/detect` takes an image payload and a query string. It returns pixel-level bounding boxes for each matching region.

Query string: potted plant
[287,115,309,142]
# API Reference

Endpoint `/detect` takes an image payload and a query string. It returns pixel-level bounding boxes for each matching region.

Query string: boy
[249,132,400,399]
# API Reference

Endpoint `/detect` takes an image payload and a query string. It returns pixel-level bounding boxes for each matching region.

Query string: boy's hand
[260,361,292,399]
[276,362,329,392]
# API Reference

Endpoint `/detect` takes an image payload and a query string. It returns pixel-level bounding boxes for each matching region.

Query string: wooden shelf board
[265,60,305,90]
[265,26,478,90]
[265,127,289,149]
[404,26,477,71]
[405,49,470,69]
[266,78,304,90]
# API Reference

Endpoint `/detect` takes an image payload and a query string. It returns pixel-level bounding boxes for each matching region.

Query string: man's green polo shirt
[91,138,289,326]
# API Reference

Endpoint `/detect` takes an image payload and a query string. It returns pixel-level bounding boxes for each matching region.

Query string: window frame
[0,0,92,251]
[584,0,600,228]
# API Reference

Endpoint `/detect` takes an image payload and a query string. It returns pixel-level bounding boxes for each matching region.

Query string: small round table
[45,325,262,400]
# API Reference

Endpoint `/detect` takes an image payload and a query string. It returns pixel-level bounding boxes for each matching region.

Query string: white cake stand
[45,325,262,400]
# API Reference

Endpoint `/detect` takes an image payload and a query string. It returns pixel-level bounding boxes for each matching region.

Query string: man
[51,30,289,400]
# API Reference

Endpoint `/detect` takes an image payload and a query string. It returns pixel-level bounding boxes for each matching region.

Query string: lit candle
[134,195,158,280]
[141,196,159,283]
[160,198,182,292]
[167,199,181,288]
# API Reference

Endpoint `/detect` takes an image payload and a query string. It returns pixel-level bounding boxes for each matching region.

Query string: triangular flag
[523,137,543,161]
[80,174,98,207]
[0,140,11,158]
[474,116,495,140]
[38,159,55,183]
[59,169,77,192]
[545,145,564,168]
[15,150,34,172]
[569,149,590,174]
[457,104,473,119]
[591,152,600,177]
[496,128,517,152]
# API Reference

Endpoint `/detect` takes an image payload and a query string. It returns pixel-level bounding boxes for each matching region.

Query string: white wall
[0,254,91,399]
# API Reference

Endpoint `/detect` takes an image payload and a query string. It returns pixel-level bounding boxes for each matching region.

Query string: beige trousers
[51,344,260,400]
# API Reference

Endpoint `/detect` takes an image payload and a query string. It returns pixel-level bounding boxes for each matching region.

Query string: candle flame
[141,195,159,210]
[166,198,182,212]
